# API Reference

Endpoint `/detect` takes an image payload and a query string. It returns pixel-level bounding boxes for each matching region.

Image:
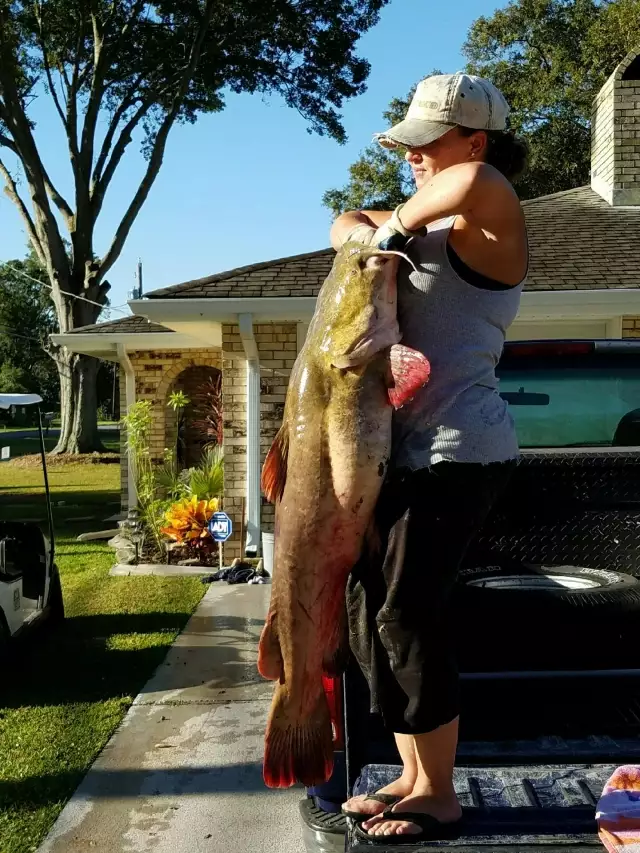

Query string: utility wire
[0,262,131,316]
[0,323,43,343]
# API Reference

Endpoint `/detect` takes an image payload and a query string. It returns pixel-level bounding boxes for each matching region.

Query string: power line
[0,262,131,316]
[0,324,43,343]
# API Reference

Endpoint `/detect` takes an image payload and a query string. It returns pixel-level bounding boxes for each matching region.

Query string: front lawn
[0,428,119,461]
[0,461,205,853]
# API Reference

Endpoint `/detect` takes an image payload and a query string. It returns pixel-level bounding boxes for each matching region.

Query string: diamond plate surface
[465,452,640,576]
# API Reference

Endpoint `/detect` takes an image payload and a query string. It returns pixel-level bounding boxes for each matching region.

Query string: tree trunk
[52,349,104,454]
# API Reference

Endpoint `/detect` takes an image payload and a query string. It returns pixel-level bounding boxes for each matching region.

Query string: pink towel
[597,766,640,853]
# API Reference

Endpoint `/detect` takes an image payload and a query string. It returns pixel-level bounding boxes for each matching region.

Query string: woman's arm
[330,210,393,251]
[398,161,516,232]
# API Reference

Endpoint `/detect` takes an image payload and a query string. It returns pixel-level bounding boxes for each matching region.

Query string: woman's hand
[330,210,393,251]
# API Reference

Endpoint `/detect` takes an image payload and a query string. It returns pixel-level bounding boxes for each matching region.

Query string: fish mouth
[332,322,401,370]
[346,243,419,274]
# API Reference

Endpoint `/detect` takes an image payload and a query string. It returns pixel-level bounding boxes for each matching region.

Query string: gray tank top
[393,215,524,469]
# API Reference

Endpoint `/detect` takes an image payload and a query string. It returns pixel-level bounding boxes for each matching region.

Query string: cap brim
[374,119,456,150]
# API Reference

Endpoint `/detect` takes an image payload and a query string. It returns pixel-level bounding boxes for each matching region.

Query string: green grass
[0,429,119,460]
[0,463,205,853]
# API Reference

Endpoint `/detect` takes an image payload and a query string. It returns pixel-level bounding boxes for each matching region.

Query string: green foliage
[0,255,58,404]
[185,445,224,501]
[155,448,190,502]
[322,81,432,214]
[120,401,165,552]
[121,403,224,556]
[167,390,190,411]
[323,0,640,211]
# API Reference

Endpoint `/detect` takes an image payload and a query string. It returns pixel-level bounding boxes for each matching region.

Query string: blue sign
[209,512,232,542]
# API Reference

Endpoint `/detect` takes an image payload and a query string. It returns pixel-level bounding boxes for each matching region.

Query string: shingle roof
[146,249,335,299]
[522,186,640,291]
[68,315,172,334]
[119,186,640,303]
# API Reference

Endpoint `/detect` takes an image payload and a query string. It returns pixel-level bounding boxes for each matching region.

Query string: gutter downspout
[116,344,137,511]
[238,314,261,556]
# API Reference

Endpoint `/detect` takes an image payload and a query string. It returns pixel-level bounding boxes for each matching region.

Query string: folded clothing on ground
[597,765,640,853]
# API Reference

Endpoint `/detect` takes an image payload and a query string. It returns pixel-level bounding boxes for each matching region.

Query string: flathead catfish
[258,242,431,789]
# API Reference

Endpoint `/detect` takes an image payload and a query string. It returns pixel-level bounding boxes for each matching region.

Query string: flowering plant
[161,495,219,548]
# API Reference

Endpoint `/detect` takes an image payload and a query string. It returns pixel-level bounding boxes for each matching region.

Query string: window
[496,366,640,448]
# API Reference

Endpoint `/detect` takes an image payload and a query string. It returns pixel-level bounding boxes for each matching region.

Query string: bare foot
[342,776,416,819]
[362,791,462,837]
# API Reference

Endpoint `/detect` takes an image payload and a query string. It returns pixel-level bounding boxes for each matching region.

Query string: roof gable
[146,248,335,300]
[68,315,172,334]
[138,185,640,300]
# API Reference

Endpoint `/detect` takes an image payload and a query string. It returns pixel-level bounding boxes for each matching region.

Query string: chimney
[591,49,640,206]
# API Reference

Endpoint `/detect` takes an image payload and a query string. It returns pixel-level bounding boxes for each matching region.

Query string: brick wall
[591,52,640,206]
[119,348,222,512]
[623,316,640,337]
[221,322,297,561]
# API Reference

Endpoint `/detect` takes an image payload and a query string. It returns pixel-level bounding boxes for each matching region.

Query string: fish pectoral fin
[258,615,284,681]
[388,343,431,409]
[261,424,289,503]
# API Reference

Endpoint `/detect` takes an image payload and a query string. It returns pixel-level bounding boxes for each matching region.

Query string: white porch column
[238,314,261,555]
[116,344,137,510]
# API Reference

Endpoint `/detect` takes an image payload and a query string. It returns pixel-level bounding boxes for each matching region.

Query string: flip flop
[341,793,403,822]
[354,808,463,844]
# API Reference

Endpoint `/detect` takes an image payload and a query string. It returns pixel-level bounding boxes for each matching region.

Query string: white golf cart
[0,394,64,656]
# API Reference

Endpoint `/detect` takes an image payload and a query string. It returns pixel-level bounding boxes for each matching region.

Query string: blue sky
[0,0,502,312]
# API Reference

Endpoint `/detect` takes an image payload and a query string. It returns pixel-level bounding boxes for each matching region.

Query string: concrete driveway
[37,584,306,853]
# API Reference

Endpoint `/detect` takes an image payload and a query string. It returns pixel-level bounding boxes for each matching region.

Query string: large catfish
[258,242,431,789]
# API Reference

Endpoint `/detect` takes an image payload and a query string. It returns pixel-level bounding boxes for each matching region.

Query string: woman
[330,73,529,842]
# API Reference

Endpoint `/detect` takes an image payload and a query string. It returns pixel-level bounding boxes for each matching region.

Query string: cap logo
[414,99,440,110]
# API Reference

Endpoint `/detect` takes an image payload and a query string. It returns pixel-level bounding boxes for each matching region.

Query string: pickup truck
[299,339,640,853]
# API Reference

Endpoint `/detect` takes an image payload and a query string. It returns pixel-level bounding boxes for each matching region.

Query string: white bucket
[262,532,275,576]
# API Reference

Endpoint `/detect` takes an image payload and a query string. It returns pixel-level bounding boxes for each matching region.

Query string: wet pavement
[37,584,305,853]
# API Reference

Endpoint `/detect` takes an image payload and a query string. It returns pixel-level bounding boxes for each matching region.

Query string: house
[53,49,640,563]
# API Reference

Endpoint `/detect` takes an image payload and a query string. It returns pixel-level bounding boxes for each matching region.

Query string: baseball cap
[375,73,510,150]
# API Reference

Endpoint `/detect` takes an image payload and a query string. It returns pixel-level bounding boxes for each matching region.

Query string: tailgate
[346,763,613,851]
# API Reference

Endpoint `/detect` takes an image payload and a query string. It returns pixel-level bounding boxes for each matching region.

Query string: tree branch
[1,105,74,227]
[98,0,216,281]
[0,131,17,153]
[34,0,67,127]
[523,38,552,73]
[66,12,86,163]
[0,61,69,287]
[91,98,151,217]
[91,78,145,188]
[41,164,75,228]
[0,155,46,266]
[79,8,110,184]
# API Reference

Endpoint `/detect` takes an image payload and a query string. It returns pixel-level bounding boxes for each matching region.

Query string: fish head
[319,243,407,371]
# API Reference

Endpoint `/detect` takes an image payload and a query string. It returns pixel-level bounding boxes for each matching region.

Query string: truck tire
[457,564,640,612]
[454,564,640,669]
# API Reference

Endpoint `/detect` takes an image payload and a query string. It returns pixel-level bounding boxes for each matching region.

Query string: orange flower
[161,495,219,543]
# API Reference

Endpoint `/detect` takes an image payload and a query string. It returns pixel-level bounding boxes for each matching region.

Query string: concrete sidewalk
[38,584,305,853]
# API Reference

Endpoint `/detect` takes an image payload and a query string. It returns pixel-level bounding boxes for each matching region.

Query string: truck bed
[347,762,613,851]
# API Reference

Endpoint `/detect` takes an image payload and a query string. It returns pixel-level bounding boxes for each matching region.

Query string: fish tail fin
[257,614,284,681]
[263,684,334,789]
